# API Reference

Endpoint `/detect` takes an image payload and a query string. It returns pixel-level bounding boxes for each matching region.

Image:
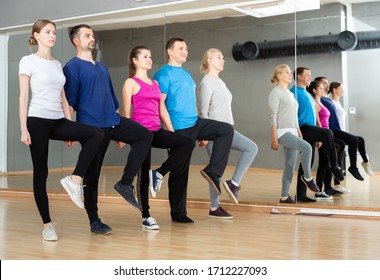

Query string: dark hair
[128,46,150,78]
[69,24,92,46]
[306,80,322,98]
[29,19,56,47]
[293,67,310,80]
[329,81,342,94]
[314,76,327,82]
[165,37,185,59]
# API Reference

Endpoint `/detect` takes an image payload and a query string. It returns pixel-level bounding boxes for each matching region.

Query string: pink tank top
[317,101,330,129]
[131,77,161,131]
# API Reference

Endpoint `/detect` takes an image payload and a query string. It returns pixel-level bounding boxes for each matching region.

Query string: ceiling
[60,0,379,31]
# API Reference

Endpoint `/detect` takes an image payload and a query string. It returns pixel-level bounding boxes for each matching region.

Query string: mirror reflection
[2,1,379,213]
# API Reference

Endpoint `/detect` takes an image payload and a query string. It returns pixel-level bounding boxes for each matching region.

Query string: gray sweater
[268,86,299,129]
[197,74,234,125]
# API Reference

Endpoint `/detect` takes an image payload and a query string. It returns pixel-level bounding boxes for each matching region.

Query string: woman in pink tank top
[121,46,195,230]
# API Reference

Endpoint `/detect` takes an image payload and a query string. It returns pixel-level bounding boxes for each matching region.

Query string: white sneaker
[43,222,58,241]
[334,185,352,194]
[60,176,84,208]
[142,217,160,230]
[361,162,374,176]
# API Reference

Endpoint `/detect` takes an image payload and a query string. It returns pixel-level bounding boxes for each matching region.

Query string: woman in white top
[268,64,319,203]
[198,48,258,219]
[19,19,104,241]
[329,82,374,176]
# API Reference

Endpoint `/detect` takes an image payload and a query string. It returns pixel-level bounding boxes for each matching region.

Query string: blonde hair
[200,48,222,73]
[28,19,56,49]
[270,64,289,84]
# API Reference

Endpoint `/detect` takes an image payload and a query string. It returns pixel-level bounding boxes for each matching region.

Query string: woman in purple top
[122,46,194,230]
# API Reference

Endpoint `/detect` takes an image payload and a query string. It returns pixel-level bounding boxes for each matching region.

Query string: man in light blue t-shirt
[153,38,234,223]
[290,67,344,203]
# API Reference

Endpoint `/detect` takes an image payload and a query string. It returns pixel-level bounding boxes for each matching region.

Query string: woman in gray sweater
[198,48,258,219]
[268,64,319,203]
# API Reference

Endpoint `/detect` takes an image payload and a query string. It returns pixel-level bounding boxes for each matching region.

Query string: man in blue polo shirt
[64,24,152,234]
[290,67,344,203]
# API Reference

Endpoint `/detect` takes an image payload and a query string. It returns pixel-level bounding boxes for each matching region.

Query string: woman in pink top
[308,81,345,199]
[122,46,194,230]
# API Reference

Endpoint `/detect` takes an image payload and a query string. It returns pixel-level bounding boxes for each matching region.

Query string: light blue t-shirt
[290,85,316,127]
[153,64,198,130]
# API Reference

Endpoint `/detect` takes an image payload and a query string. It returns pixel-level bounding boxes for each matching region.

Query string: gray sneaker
[113,181,142,210]
[60,176,84,208]
[42,222,58,241]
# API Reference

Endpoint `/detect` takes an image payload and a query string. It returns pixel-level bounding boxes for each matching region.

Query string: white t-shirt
[332,99,347,131]
[19,54,65,119]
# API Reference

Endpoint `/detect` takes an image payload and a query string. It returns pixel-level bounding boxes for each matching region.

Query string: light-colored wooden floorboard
[1,192,380,260]
[1,167,380,260]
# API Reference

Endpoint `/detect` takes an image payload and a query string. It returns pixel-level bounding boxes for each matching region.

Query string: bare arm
[159,93,174,132]
[271,126,279,151]
[61,88,72,121]
[19,74,31,145]
[121,78,137,118]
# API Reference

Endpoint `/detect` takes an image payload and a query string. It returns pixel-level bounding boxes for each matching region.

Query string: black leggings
[138,129,195,218]
[296,124,339,197]
[332,130,369,168]
[27,117,104,224]
[316,138,345,191]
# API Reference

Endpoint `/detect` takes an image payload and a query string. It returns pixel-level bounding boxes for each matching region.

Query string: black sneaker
[90,220,112,234]
[279,196,296,203]
[200,169,221,195]
[295,195,317,203]
[209,206,233,220]
[113,181,142,210]
[222,180,240,205]
[301,176,320,192]
[325,188,343,196]
[348,166,364,181]
[329,166,344,181]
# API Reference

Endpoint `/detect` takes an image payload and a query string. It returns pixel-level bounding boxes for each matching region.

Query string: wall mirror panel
[2,0,379,212]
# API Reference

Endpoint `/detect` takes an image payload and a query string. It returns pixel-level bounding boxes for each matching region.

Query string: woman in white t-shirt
[19,19,104,241]
[329,82,374,176]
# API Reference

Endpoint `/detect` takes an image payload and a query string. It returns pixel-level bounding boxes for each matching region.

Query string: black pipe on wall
[232,30,380,61]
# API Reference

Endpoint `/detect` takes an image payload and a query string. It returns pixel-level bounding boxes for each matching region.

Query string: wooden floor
[1,167,380,260]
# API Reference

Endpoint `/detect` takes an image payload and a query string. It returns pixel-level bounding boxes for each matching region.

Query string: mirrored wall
[2,1,379,210]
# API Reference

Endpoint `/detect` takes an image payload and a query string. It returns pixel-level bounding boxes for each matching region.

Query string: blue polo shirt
[153,64,198,130]
[290,85,316,127]
[63,57,120,128]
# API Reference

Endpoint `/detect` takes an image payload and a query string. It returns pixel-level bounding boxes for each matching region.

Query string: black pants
[27,117,104,224]
[138,129,195,218]
[296,124,339,198]
[332,130,369,168]
[82,117,152,223]
[168,118,234,217]
[316,138,345,191]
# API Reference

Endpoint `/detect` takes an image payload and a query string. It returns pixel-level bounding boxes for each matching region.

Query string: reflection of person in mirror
[307,80,345,200]
[153,38,234,223]
[268,64,319,204]
[197,48,258,218]
[19,19,105,241]
[290,67,344,203]
[122,46,195,230]
[63,24,153,235]
[329,81,374,177]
